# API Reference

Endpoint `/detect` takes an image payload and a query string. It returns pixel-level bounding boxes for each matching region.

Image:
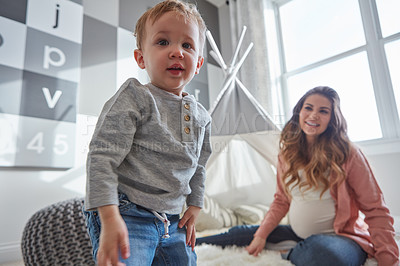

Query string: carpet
[196,244,293,266]
[195,231,400,266]
[195,244,385,266]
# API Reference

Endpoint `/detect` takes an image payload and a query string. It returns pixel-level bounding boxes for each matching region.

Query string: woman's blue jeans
[83,193,196,265]
[196,225,367,266]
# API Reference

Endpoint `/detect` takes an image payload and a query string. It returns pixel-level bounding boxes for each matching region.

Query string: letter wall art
[0,0,83,168]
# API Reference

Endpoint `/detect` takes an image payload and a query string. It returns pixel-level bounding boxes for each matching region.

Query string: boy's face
[134,12,204,96]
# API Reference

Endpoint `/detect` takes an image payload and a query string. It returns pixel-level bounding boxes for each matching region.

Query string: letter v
[42,87,62,109]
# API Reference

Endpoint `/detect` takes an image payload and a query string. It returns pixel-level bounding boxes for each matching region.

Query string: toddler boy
[84,1,211,265]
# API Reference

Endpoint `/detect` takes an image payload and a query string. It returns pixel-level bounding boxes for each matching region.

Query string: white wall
[362,151,400,218]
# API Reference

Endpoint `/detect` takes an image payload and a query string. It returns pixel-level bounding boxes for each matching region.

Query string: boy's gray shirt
[85,78,212,214]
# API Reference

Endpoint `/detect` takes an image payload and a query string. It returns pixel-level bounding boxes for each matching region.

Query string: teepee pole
[229,26,247,70]
[206,30,227,70]
[209,50,227,74]
[207,27,253,115]
[219,42,253,93]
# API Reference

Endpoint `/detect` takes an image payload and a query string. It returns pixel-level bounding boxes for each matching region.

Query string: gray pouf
[21,198,95,266]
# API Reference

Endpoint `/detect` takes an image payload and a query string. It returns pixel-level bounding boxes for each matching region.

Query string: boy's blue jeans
[83,193,196,265]
[196,225,367,266]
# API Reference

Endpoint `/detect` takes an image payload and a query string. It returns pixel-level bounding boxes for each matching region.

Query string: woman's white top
[288,170,336,239]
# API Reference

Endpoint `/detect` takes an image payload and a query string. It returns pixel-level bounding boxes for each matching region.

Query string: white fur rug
[196,231,400,266]
[196,244,293,266]
[195,244,383,266]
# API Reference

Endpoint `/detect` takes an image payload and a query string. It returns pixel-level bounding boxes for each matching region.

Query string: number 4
[26,132,69,155]
[27,132,45,154]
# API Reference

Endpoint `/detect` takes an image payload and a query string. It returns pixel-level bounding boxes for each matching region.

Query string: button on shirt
[85,78,212,214]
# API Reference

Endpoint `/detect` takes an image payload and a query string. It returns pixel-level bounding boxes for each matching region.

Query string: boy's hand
[178,205,201,250]
[97,205,130,266]
[245,236,266,257]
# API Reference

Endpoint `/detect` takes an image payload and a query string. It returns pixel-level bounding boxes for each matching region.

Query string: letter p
[43,45,66,69]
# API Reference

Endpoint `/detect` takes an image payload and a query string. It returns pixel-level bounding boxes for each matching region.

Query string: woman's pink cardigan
[254,146,399,266]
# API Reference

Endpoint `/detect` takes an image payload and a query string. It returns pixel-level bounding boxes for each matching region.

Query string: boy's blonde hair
[134,0,207,55]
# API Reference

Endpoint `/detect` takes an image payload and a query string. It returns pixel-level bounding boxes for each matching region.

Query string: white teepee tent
[205,27,281,209]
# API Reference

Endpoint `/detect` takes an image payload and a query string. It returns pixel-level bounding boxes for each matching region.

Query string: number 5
[53,134,69,155]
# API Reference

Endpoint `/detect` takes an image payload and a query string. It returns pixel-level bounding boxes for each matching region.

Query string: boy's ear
[195,56,204,75]
[134,49,146,69]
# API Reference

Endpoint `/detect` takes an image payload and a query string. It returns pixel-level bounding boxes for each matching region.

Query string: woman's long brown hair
[280,86,351,198]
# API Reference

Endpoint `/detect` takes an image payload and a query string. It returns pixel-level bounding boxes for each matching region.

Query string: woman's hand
[245,236,266,256]
[179,205,201,250]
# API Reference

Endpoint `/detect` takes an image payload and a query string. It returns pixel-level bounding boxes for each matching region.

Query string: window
[280,0,365,72]
[287,52,381,141]
[385,40,400,123]
[376,0,400,38]
[272,0,400,145]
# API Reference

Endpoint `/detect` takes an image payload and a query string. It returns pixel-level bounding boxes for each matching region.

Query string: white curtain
[228,0,284,125]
